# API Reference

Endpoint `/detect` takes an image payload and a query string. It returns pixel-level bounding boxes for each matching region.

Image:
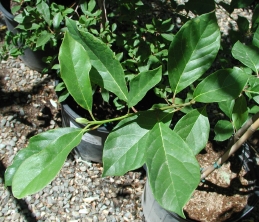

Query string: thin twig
[97,0,108,29]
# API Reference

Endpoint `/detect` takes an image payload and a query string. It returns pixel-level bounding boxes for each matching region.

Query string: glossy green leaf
[252,26,259,48]
[103,110,173,176]
[218,100,235,118]
[128,66,162,107]
[88,0,96,12]
[168,12,220,95]
[249,105,259,114]
[5,128,82,197]
[161,33,174,41]
[55,82,66,92]
[57,89,69,103]
[5,128,74,186]
[232,95,248,130]
[53,12,63,29]
[59,32,92,111]
[248,81,259,107]
[173,108,209,155]
[11,5,21,14]
[36,31,52,48]
[232,41,259,74]
[248,76,259,95]
[66,18,128,102]
[253,95,259,104]
[36,1,51,25]
[193,68,248,103]
[63,8,74,16]
[214,120,233,141]
[146,123,200,218]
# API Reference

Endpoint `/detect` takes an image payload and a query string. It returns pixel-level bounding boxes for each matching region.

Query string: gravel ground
[0,3,259,222]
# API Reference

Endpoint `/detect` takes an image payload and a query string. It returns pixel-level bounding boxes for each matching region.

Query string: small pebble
[0,144,6,149]
[0,119,6,127]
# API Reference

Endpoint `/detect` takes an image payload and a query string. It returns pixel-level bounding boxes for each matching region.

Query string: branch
[97,0,108,29]
[201,112,259,180]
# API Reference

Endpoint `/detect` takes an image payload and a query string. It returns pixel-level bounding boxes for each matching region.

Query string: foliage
[0,0,103,72]
[4,0,259,219]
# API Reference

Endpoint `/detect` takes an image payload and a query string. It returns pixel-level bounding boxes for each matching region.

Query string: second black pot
[142,144,259,222]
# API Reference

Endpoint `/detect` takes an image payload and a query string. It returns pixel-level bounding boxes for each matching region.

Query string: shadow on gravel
[0,74,53,108]
[0,160,37,222]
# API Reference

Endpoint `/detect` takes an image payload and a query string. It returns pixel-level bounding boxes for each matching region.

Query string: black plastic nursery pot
[142,144,259,222]
[61,101,109,163]
[0,1,54,72]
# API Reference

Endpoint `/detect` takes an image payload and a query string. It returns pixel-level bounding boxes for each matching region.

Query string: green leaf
[249,105,259,114]
[36,31,52,48]
[252,4,259,32]
[100,87,109,103]
[173,107,209,155]
[193,68,248,103]
[5,128,82,197]
[36,1,51,26]
[66,18,128,102]
[174,97,193,114]
[232,41,259,74]
[253,95,259,104]
[185,0,215,14]
[248,76,259,95]
[232,95,248,130]
[128,66,162,107]
[236,15,249,33]
[55,82,66,92]
[88,0,96,12]
[103,110,173,176]
[214,120,233,141]
[161,33,174,41]
[218,100,235,118]
[146,123,200,218]
[14,14,24,23]
[62,8,74,16]
[59,32,92,111]
[53,12,63,29]
[11,5,21,14]
[252,26,259,48]
[58,89,69,103]
[168,12,220,95]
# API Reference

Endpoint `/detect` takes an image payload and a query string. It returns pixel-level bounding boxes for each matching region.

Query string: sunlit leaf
[128,66,162,107]
[6,128,82,198]
[168,12,220,95]
[232,41,259,74]
[193,68,248,103]
[103,110,173,176]
[66,18,128,102]
[146,123,200,218]
[218,100,235,119]
[59,32,92,111]
[214,120,233,141]
[173,107,209,155]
